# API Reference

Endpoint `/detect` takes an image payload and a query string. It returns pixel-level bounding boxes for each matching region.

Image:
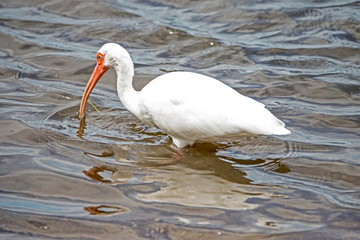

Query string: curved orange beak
[79,52,109,118]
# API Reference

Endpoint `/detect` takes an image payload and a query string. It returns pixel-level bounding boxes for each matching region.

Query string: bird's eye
[98,55,102,60]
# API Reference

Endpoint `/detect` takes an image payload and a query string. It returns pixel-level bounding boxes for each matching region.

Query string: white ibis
[79,43,290,148]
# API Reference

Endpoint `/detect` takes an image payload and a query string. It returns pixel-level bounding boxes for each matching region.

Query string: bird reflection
[78,116,291,210]
[84,205,129,216]
[76,115,86,138]
[81,139,291,186]
[261,158,291,174]
[83,165,115,184]
[83,165,133,184]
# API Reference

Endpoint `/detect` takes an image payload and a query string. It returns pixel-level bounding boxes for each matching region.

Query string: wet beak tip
[78,61,108,121]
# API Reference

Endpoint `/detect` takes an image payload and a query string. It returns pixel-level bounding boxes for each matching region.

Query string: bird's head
[78,43,133,118]
[97,43,133,70]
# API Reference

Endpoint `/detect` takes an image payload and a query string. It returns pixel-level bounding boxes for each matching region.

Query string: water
[1,0,360,239]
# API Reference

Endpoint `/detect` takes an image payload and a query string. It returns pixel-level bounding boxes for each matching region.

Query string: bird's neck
[114,64,141,117]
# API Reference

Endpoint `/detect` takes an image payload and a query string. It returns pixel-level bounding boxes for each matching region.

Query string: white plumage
[79,43,290,148]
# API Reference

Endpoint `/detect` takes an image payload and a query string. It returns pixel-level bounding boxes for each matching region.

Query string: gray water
[1,0,360,239]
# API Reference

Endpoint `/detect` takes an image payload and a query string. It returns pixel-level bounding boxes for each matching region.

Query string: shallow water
[1,0,360,239]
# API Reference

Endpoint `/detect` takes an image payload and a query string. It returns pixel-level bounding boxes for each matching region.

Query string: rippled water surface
[1,0,360,239]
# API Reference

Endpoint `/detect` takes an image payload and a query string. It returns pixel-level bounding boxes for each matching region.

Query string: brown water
[1,0,360,239]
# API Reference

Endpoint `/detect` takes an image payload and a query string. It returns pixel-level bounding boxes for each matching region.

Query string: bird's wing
[138,72,287,140]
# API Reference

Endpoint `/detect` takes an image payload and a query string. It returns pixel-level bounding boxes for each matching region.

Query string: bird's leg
[171,148,185,161]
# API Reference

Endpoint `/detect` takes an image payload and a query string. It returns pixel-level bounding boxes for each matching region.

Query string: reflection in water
[81,142,289,210]
[84,205,129,216]
[261,158,291,174]
[83,165,133,184]
[138,170,268,210]
[136,146,277,210]
[76,116,86,138]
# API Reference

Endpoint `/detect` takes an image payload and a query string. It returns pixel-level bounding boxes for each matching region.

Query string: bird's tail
[270,117,291,135]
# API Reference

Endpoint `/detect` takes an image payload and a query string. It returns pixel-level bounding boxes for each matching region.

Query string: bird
[79,43,291,148]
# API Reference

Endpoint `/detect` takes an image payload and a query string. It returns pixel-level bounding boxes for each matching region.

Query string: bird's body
[79,43,290,148]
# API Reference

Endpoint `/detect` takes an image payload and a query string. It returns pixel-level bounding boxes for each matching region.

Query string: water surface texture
[1,0,360,239]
